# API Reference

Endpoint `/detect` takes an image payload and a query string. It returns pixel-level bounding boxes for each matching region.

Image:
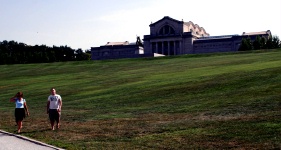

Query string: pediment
[150,16,183,27]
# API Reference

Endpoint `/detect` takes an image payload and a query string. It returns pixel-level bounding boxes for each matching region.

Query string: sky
[1,0,280,50]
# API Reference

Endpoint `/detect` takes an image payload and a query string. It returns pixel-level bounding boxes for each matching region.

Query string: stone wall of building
[182,33,193,54]
[143,36,152,54]
[150,16,183,36]
[144,16,210,56]
[193,38,235,54]
[91,45,147,60]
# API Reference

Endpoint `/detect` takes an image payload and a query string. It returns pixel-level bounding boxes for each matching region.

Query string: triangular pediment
[150,16,183,27]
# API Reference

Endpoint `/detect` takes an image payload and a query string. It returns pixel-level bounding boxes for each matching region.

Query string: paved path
[0,130,63,150]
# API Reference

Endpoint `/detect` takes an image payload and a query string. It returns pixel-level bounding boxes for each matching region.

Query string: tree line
[239,35,280,51]
[0,40,91,65]
[1,35,280,65]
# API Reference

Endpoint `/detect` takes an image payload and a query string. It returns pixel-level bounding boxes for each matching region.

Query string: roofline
[150,16,183,27]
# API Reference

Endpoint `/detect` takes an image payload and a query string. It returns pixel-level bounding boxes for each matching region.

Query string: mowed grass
[1,49,281,149]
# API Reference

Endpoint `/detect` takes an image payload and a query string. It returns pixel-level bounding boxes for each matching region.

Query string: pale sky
[1,0,280,50]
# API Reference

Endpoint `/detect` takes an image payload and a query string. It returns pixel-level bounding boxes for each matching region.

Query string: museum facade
[91,16,271,60]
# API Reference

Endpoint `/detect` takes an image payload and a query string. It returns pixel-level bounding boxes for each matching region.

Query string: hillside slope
[1,49,281,149]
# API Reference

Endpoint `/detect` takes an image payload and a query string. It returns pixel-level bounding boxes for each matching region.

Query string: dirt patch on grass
[2,112,280,149]
[195,112,259,121]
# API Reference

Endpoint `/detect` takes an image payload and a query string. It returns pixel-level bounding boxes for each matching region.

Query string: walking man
[47,88,62,130]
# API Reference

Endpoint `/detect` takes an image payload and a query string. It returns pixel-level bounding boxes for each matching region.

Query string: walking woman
[10,92,29,133]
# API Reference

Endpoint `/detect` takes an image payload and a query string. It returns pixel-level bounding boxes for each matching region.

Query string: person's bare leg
[17,121,22,133]
[56,117,60,129]
[56,113,60,129]
[51,121,55,130]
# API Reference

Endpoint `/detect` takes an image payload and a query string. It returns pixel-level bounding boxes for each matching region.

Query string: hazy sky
[1,0,280,50]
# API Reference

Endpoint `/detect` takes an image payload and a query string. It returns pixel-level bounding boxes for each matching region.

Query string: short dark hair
[17,92,23,97]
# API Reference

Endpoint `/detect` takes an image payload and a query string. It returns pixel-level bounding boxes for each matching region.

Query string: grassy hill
[1,49,281,149]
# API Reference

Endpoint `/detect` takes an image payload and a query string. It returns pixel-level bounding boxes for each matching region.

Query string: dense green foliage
[1,49,281,149]
[239,35,280,51]
[0,40,91,64]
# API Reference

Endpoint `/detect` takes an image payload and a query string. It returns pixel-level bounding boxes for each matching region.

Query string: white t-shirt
[15,98,26,108]
[48,94,62,109]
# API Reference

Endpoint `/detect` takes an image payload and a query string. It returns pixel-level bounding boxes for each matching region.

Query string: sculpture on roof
[136,36,144,47]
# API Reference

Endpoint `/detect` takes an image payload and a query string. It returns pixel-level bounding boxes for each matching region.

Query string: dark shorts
[49,109,61,122]
[15,108,25,122]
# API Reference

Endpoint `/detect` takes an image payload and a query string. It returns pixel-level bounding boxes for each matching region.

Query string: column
[168,41,170,55]
[156,42,158,53]
[152,42,155,53]
[179,41,182,54]
[174,41,176,55]
[150,42,153,54]
[162,42,164,55]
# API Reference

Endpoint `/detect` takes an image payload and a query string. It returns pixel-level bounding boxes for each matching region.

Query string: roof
[150,16,183,26]
[150,16,209,35]
[184,21,208,34]
[105,41,129,46]
[197,35,239,40]
[242,30,271,36]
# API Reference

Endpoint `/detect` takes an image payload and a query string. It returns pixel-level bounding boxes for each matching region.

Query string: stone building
[91,37,153,60]
[91,16,271,60]
[143,16,271,55]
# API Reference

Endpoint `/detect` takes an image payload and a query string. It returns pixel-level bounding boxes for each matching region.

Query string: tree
[260,37,266,49]
[272,36,280,48]
[239,37,252,51]
[253,36,261,50]
[265,35,273,49]
[0,40,90,64]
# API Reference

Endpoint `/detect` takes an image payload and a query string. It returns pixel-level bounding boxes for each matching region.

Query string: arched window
[159,25,175,35]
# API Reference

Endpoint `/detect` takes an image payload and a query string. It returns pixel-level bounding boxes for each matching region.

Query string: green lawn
[1,49,281,149]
